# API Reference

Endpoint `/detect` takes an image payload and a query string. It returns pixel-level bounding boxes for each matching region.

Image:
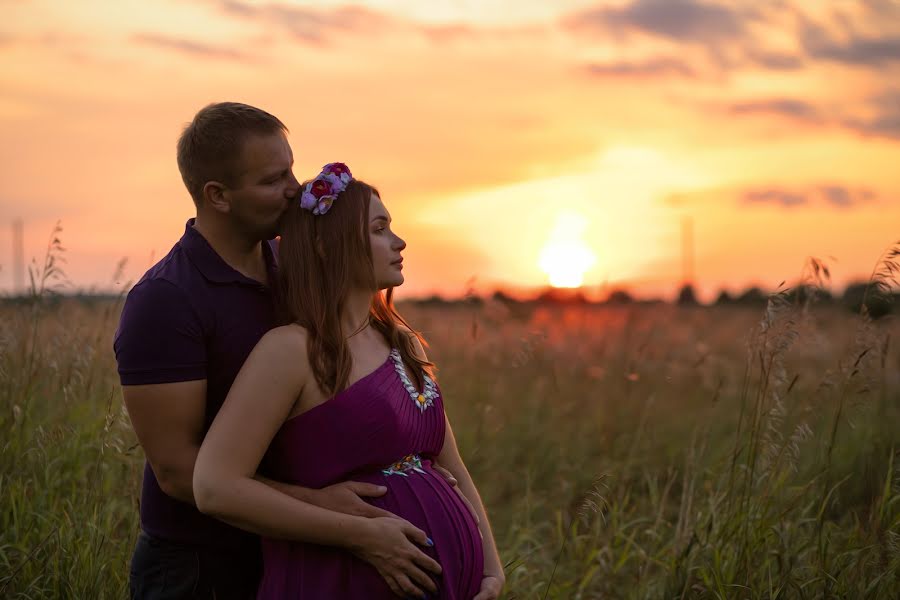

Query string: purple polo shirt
[114,219,278,551]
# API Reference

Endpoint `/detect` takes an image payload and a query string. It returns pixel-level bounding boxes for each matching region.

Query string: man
[115,102,448,598]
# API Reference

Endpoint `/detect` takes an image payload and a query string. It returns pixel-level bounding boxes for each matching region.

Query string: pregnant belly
[259,455,484,599]
[359,455,484,596]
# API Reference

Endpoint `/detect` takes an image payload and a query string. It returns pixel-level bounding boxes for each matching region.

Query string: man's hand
[473,575,504,600]
[351,516,443,597]
[431,464,457,486]
[301,481,398,519]
[432,463,479,526]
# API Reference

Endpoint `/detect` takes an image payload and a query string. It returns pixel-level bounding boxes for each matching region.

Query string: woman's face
[368,193,406,290]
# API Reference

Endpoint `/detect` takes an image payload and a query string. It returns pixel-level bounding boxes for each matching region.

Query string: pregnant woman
[194,163,504,599]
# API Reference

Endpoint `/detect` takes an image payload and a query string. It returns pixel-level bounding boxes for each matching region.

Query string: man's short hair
[176,102,288,205]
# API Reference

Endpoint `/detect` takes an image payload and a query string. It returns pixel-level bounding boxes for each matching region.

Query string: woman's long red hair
[277,179,435,396]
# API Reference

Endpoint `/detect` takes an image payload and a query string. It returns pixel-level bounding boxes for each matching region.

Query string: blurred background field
[2,288,898,598]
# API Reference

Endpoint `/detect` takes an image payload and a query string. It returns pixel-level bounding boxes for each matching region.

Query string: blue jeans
[129,532,260,600]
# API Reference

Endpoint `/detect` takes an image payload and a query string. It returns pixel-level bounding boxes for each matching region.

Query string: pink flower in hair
[310,179,332,196]
[314,196,335,215]
[323,162,352,182]
[300,191,318,211]
[299,162,353,216]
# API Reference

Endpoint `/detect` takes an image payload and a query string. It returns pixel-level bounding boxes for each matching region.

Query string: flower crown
[300,162,353,216]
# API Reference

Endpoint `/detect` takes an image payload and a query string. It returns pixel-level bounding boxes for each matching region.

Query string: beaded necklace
[388,349,438,412]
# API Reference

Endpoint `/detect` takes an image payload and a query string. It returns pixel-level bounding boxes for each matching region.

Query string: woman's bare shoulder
[251,324,311,369]
[262,323,309,345]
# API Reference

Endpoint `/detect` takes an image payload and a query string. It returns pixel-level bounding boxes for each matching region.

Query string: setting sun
[538,212,596,288]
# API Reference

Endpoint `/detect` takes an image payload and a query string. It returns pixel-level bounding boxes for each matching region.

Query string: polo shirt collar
[181,219,278,286]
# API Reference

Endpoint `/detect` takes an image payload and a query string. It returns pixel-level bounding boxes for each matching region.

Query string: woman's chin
[378,275,404,290]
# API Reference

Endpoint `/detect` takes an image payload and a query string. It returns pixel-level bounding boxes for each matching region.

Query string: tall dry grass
[1,235,899,598]
[1,225,140,599]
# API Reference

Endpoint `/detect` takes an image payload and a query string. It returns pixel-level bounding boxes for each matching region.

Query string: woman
[194,163,504,599]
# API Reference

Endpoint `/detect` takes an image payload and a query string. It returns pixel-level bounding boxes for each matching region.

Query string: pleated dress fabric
[257,349,483,599]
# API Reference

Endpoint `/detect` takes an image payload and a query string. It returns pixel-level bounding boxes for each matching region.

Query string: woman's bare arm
[193,325,443,596]
[194,325,367,544]
[435,417,505,580]
[406,333,505,582]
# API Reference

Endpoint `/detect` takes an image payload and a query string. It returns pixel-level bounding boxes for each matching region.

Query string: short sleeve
[114,278,207,385]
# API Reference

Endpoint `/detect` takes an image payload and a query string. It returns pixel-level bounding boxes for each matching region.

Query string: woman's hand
[473,574,504,600]
[350,516,442,598]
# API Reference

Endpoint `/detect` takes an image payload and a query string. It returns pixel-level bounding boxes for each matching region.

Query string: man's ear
[202,181,230,214]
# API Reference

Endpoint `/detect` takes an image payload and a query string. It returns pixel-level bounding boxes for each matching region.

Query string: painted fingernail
[425,537,434,546]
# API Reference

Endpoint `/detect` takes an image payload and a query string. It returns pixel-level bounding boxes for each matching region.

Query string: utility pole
[12,218,24,295]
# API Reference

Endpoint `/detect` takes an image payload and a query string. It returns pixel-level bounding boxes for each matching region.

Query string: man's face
[226,132,299,241]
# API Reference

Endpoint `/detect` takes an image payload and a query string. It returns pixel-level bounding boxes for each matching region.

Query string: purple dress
[258,349,484,598]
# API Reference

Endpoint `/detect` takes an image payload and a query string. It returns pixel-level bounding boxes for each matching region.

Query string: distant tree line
[411,282,898,320]
[675,282,897,318]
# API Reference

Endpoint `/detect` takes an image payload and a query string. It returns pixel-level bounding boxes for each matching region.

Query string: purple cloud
[584,57,698,79]
[840,90,900,140]
[741,185,877,209]
[727,99,823,123]
[132,33,254,61]
[211,1,392,44]
[743,188,807,207]
[564,0,746,46]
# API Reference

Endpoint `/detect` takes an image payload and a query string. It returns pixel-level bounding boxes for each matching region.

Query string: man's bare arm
[123,380,207,504]
[122,380,395,519]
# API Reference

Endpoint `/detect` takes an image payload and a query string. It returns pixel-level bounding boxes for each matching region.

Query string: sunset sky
[1,0,898,300]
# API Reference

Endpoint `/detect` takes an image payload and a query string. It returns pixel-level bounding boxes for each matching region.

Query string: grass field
[2,280,899,598]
